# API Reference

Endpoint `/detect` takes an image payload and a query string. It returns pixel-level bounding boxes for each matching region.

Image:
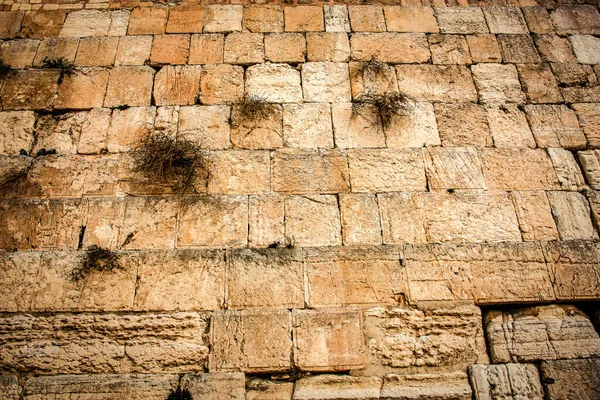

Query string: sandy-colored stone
[586,190,600,231]
[547,148,586,191]
[385,101,440,148]
[265,33,306,63]
[324,4,350,33]
[540,358,600,400]
[0,374,18,400]
[74,37,118,67]
[0,252,41,310]
[570,35,600,65]
[153,65,201,106]
[306,33,348,63]
[104,66,155,108]
[350,33,430,63]
[510,191,558,241]
[127,7,168,35]
[21,10,65,38]
[294,375,381,400]
[246,63,302,103]
[0,156,31,189]
[75,108,112,155]
[579,150,600,189]
[0,11,23,39]
[522,6,554,34]
[348,5,385,32]
[396,65,477,103]
[429,34,471,64]
[210,309,292,373]
[177,195,247,248]
[115,36,152,66]
[59,10,111,36]
[117,197,177,250]
[189,34,224,64]
[33,37,78,66]
[283,103,333,148]
[166,5,204,33]
[471,63,525,104]
[302,62,351,103]
[0,111,35,155]
[248,195,285,248]
[107,106,154,153]
[424,147,486,190]
[384,6,438,33]
[230,104,282,150]
[378,193,427,245]
[243,6,283,33]
[349,61,397,99]
[466,34,502,63]
[497,34,540,64]
[481,148,559,190]
[550,5,600,36]
[0,39,39,68]
[150,34,190,65]
[339,194,382,245]
[1,70,59,110]
[535,35,577,63]
[434,103,492,147]
[224,33,264,65]
[284,6,323,32]
[547,191,597,241]
[381,372,471,400]
[285,195,342,247]
[55,68,109,109]
[469,364,543,400]
[347,149,426,192]
[203,5,243,33]
[179,105,230,149]
[483,6,528,34]
[199,64,243,105]
[573,103,600,148]
[208,150,270,194]
[517,63,562,104]
[182,373,245,400]
[524,105,586,149]
[331,103,385,148]
[485,104,535,148]
[435,7,488,34]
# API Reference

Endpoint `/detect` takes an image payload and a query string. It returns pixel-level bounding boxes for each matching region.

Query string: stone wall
[1,2,600,399]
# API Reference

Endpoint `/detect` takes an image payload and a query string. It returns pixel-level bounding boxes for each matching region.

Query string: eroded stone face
[469,364,544,400]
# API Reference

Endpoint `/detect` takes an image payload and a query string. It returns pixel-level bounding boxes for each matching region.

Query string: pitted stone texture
[395,65,477,103]
[294,375,381,400]
[466,34,502,63]
[203,5,243,33]
[208,150,270,195]
[510,191,559,241]
[0,39,39,69]
[424,147,487,190]
[1,70,60,110]
[525,105,586,149]
[331,103,385,149]
[381,372,471,400]
[294,308,365,372]
[243,6,284,33]
[153,65,202,106]
[247,378,293,400]
[435,7,488,34]
[284,195,342,247]
[189,34,224,64]
[23,374,178,400]
[497,34,540,64]
[181,372,245,400]
[518,64,562,104]
[116,197,178,250]
[266,33,306,63]
[249,195,285,248]
[339,194,382,245]
[74,37,118,67]
[384,6,438,33]
[210,309,292,373]
[324,5,350,33]
[0,111,35,155]
[199,64,243,105]
[246,63,302,103]
[33,37,78,67]
[106,106,155,153]
[405,242,553,304]
[570,35,600,65]
[283,103,333,148]
[522,7,554,34]
[434,103,493,147]
[348,5,385,32]
[349,61,397,98]
[547,148,586,191]
[166,5,204,34]
[149,34,190,65]
[304,246,402,307]
[364,304,488,371]
[535,35,577,64]
[60,10,113,37]
[127,8,167,35]
[224,33,264,65]
[0,11,23,39]
[385,102,440,148]
[115,36,153,66]
[0,312,209,374]
[429,34,471,66]
[23,10,67,38]
[0,156,31,189]
[104,66,155,108]
[578,150,600,189]
[55,68,109,110]
[483,7,528,34]
[469,364,543,400]
[378,193,427,246]
[540,358,600,400]
[485,104,535,148]
[350,33,430,63]
[472,64,525,104]
[302,62,351,103]
[227,248,304,309]
[284,6,323,32]
[550,5,600,36]
[547,191,597,241]
[179,105,230,150]
[306,32,348,63]
[572,103,600,148]
[0,374,18,400]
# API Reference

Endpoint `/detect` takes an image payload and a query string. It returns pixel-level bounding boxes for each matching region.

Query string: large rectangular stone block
[469,364,543,400]
[395,65,477,103]
[424,147,487,190]
[284,195,342,247]
[540,358,600,400]
[350,33,430,63]
[294,375,381,400]
[381,372,472,400]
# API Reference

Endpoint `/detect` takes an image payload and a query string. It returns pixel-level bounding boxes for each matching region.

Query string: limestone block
[1,70,59,110]
[0,39,39,68]
[547,191,597,240]
[231,104,283,150]
[177,195,248,248]
[115,36,152,66]
[339,194,382,245]
[127,7,167,35]
[182,373,245,400]
[510,191,558,241]
[395,65,477,103]
[204,5,243,33]
[0,374,18,400]
[435,7,488,34]
[153,65,201,106]
[0,252,41,311]
[331,103,385,148]
[483,6,528,34]
[149,34,190,65]
[579,150,600,189]
[378,193,427,245]
[265,33,306,63]
[525,105,586,149]
[107,10,130,37]
[547,148,586,191]
[347,149,426,192]
[117,197,178,250]
[424,147,487,190]
[471,63,525,104]
[306,33,348,62]
[305,246,402,307]
[517,63,562,104]
[284,6,323,32]
[104,66,155,108]
[302,62,351,103]
[480,148,560,190]
[227,248,303,309]
[179,105,230,150]
[33,37,79,66]
[348,5,386,32]
[166,5,204,33]
[153,106,178,137]
[285,195,342,247]
[31,112,83,155]
[60,10,111,36]
[134,249,225,311]
[540,358,600,400]
[550,5,600,35]
[293,375,381,400]
[82,198,124,249]
[243,6,284,33]
[247,378,294,400]
[466,34,502,63]
[497,34,540,64]
[23,374,178,400]
[364,304,488,370]
[522,7,554,34]
[74,37,118,67]
[0,111,35,155]
[586,190,600,230]
[189,34,224,64]
[0,11,23,39]
[572,103,600,148]
[283,103,333,148]
[199,64,243,105]
[20,10,65,39]
[324,4,350,33]
[485,304,600,363]
[210,309,292,373]
[434,103,492,147]
[485,104,535,148]
[246,63,302,103]
[208,150,270,195]
[383,6,438,33]
[429,34,471,65]
[534,35,577,63]
[294,308,365,372]
[385,102,440,148]
[107,106,155,153]
[380,372,472,400]
[405,242,554,303]
[0,156,31,189]
[570,35,600,65]
[350,33,430,63]
[555,69,600,104]
[249,195,285,248]
[224,33,264,65]
[55,68,109,109]
[469,364,543,400]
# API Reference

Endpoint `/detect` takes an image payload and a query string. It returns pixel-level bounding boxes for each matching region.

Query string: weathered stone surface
[348,5,385,32]
[469,363,543,400]
[429,34,471,65]
[248,195,285,248]
[128,7,167,35]
[350,33,430,63]
[570,35,600,65]
[384,6,438,33]
[497,34,540,64]
[182,373,245,400]
[227,248,303,309]
[547,148,586,191]
[1,70,59,110]
[29,112,83,155]
[149,34,190,65]
[0,111,35,155]
[305,246,402,307]
[231,104,283,150]
[153,65,201,106]
[273,149,349,194]
[104,66,155,108]
[294,308,365,372]
[134,249,225,311]
[208,150,270,194]
[0,374,18,400]
[247,378,293,400]
[349,61,397,98]
[198,64,243,105]
[0,311,209,373]
[19,10,64,38]
[522,7,554,34]
[246,63,302,103]
[177,195,247,248]
[285,195,342,247]
[0,39,39,69]
[243,6,283,33]
[189,34,224,64]
[294,375,381,400]
[0,11,23,39]
[23,374,178,400]
[586,190,600,231]
[466,34,502,63]
[117,197,177,250]
[434,103,492,147]
[385,102,440,148]
[483,6,528,34]
[364,303,488,371]
[471,63,525,104]
[283,103,333,148]
[331,103,385,148]
[55,68,109,109]
[284,6,323,32]
[107,106,155,153]
[511,191,558,241]
[550,5,600,36]
[485,304,600,363]
[535,35,577,63]
[33,37,78,67]
[324,4,350,33]
[166,5,204,33]
[396,65,477,103]
[204,5,243,33]
[347,149,426,192]
[525,105,586,149]
[547,191,597,241]
[579,150,600,189]
[179,105,230,150]
[266,33,306,63]
[485,104,535,148]
[210,309,292,373]
[74,37,118,67]
[405,242,554,304]
[381,372,472,400]
[517,63,562,104]
[424,147,487,190]
[306,32,348,63]
[115,35,152,66]
[223,33,264,65]
[339,194,381,245]
[572,103,600,148]
[554,65,600,104]
[540,358,600,400]
[0,156,31,189]
[60,10,111,37]
[480,148,560,190]
[302,62,351,103]
[435,7,488,34]
[378,193,427,245]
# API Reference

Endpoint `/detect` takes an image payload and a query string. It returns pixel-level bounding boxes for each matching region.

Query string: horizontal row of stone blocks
[1,241,599,313]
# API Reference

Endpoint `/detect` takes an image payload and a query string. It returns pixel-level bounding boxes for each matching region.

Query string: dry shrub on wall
[231,94,279,127]
[167,387,193,400]
[352,91,411,129]
[352,56,390,82]
[71,245,120,281]
[41,57,75,84]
